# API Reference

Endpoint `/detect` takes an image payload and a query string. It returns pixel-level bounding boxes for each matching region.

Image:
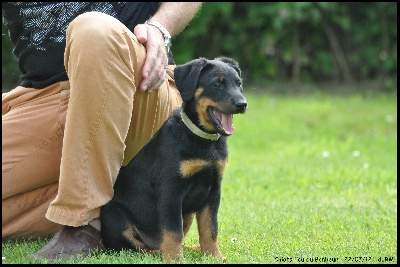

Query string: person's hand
[134,24,168,93]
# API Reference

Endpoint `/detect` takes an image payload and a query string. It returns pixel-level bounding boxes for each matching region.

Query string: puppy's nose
[235,101,247,112]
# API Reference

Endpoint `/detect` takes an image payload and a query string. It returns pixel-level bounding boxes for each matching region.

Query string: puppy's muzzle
[235,101,247,113]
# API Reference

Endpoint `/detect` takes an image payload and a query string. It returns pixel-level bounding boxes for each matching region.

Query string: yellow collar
[180,109,220,141]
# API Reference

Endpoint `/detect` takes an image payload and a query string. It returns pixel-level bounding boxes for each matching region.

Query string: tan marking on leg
[183,213,194,237]
[122,224,147,249]
[215,159,228,179]
[196,206,224,260]
[160,229,184,262]
[180,159,211,178]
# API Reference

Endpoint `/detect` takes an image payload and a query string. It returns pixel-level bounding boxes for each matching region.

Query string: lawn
[2,88,397,264]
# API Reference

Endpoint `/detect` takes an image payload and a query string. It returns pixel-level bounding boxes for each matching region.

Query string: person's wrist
[144,19,172,52]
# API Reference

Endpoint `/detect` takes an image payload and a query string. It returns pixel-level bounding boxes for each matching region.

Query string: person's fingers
[133,24,148,44]
[134,24,168,93]
[144,49,168,93]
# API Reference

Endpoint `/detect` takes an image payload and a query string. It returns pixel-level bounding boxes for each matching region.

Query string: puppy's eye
[214,81,224,88]
[237,81,243,87]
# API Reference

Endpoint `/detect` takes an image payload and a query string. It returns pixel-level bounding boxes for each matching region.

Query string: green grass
[2,89,397,264]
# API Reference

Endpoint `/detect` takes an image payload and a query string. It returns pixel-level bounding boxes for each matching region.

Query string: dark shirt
[2,2,174,89]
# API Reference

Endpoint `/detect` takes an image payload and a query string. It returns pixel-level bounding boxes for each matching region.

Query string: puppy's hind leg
[100,201,146,251]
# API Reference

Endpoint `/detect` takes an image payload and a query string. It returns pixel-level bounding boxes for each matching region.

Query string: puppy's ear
[215,56,242,77]
[174,58,208,102]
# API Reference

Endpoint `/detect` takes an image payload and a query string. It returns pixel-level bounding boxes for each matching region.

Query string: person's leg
[2,83,69,239]
[30,11,181,260]
[2,183,61,240]
[121,57,182,166]
[45,11,181,227]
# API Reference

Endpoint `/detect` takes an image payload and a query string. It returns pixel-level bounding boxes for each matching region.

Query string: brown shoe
[28,224,106,262]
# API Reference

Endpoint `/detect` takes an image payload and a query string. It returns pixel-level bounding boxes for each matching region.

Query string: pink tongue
[220,113,234,135]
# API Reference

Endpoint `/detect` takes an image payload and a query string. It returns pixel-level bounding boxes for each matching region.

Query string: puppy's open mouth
[208,108,234,136]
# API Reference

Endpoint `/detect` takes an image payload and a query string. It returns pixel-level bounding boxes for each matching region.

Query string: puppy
[100,56,247,262]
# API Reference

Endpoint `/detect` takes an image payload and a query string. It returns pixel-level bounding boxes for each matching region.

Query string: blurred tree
[315,3,354,82]
[173,2,397,90]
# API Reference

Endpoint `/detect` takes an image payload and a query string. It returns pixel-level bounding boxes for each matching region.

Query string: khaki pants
[2,12,182,239]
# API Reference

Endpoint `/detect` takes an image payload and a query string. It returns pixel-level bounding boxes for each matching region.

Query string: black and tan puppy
[100,56,247,262]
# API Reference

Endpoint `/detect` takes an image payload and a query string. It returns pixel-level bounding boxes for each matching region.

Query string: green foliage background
[2,2,397,91]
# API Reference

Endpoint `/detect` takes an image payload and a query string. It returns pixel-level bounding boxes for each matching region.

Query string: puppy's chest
[179,156,227,212]
[178,139,228,179]
[179,157,227,179]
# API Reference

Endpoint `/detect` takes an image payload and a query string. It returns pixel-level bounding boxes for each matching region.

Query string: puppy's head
[174,56,247,136]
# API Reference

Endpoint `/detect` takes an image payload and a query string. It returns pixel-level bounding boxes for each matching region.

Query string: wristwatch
[144,19,172,52]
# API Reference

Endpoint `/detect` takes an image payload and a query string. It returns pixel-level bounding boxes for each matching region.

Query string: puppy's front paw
[202,247,225,262]
[209,250,225,262]
[183,244,201,251]
[217,253,226,262]
[163,251,185,263]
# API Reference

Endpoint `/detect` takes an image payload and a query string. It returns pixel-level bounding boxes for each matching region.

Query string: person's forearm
[151,2,202,37]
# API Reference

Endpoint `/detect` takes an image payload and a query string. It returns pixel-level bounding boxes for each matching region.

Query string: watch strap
[145,19,172,52]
